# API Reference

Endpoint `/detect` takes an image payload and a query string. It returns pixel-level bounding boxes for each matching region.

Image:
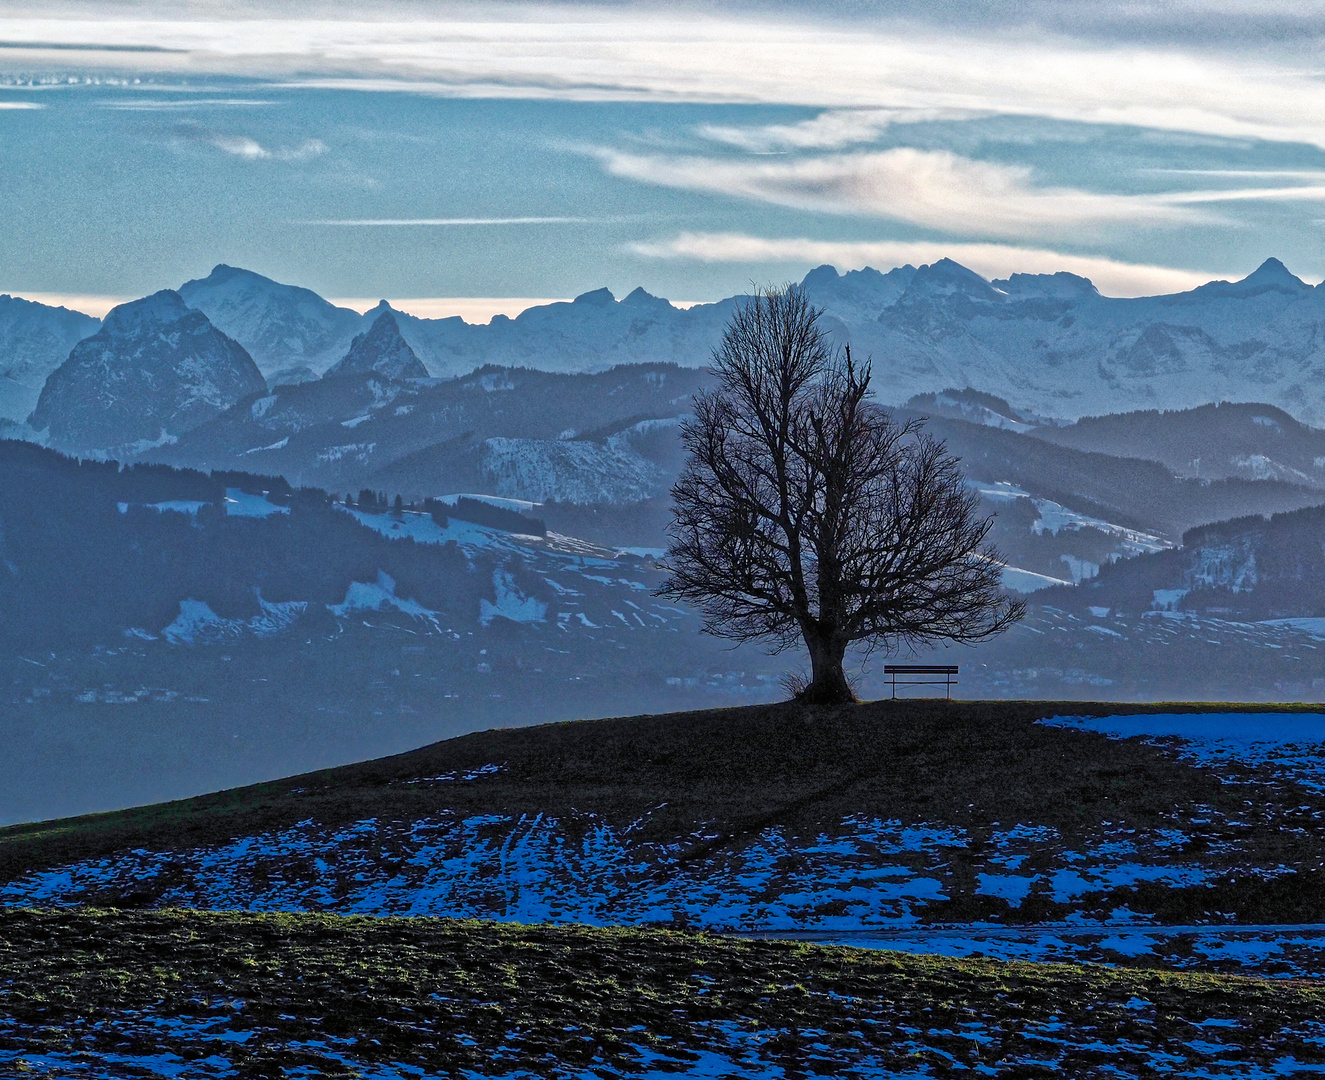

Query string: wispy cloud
[6,6,1325,147]
[1161,184,1325,204]
[630,231,1223,298]
[300,216,591,226]
[697,108,981,152]
[0,101,43,109]
[173,122,326,161]
[1145,169,1325,179]
[598,147,1211,238]
[100,98,276,110]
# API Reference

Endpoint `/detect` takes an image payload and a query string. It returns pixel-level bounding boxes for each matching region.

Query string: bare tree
[659,286,1024,705]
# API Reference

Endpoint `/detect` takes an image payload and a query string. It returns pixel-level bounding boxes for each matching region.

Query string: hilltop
[7,699,1325,942]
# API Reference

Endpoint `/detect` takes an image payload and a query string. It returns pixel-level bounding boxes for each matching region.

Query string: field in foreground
[1,907,1323,1079]
[4,698,1318,882]
[7,699,1325,978]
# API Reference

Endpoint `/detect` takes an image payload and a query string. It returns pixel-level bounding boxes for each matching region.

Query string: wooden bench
[884,665,959,699]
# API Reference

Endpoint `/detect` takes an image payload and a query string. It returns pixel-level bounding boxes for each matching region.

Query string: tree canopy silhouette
[659,287,1024,704]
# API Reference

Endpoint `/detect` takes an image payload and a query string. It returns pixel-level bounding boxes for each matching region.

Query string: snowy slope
[1034,402,1325,489]
[9,705,1325,980]
[147,363,707,497]
[178,264,363,380]
[847,258,1325,422]
[28,291,266,456]
[0,294,100,422]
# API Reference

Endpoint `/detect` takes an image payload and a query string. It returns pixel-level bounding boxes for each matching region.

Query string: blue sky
[4,1,1325,310]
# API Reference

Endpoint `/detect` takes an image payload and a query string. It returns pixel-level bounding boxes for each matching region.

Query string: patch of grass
[2,698,1320,887]
[0,908,1322,1077]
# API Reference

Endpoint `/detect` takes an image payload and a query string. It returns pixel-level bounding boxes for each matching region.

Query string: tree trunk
[801,632,855,705]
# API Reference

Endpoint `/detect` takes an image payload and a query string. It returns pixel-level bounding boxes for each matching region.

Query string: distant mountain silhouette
[179,264,362,381]
[28,291,265,456]
[12,256,1325,424]
[0,294,99,422]
[324,308,429,381]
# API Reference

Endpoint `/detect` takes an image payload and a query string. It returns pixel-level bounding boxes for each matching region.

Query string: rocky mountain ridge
[27,291,266,457]
[12,255,1325,429]
[324,309,429,381]
[0,294,100,425]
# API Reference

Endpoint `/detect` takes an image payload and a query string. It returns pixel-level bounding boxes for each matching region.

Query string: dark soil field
[1,907,1322,1079]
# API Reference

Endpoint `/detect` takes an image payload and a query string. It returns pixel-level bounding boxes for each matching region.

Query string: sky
[4,0,1325,311]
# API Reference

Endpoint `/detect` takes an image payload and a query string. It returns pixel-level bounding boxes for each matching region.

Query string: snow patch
[328,571,439,626]
[223,488,289,518]
[162,600,232,644]
[1261,617,1325,638]
[242,436,288,454]
[162,597,306,644]
[480,570,547,626]
[974,481,1167,556]
[1002,565,1072,593]
[1152,588,1188,612]
[1042,712,1325,795]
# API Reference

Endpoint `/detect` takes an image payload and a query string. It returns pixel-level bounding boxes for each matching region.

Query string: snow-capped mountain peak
[799,263,917,319]
[179,264,364,380]
[0,294,100,422]
[621,287,674,313]
[895,257,1006,303]
[101,290,193,335]
[29,293,265,456]
[1194,257,1313,299]
[324,308,429,381]
[992,271,1100,300]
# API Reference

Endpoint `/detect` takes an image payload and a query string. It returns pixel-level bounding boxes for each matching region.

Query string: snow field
[1043,713,1325,795]
[1,809,1263,969]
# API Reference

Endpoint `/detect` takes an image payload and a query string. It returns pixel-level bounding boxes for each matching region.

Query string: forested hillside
[1045,501,1325,621]
[0,441,485,649]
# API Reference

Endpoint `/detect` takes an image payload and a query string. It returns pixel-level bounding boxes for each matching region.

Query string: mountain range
[9,256,1325,434]
[137,339,706,504]
[835,256,1325,424]
[1032,401,1325,489]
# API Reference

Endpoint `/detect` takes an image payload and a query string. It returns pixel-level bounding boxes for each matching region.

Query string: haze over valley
[1,256,1325,821]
